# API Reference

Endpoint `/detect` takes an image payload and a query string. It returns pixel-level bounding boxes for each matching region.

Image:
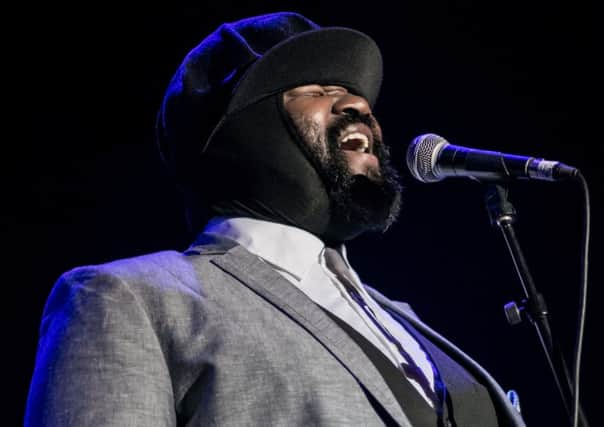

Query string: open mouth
[338,124,373,154]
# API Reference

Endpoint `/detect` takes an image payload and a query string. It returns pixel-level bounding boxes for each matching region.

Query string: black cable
[572,172,590,427]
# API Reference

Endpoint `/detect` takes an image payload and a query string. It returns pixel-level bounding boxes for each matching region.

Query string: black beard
[290,111,402,237]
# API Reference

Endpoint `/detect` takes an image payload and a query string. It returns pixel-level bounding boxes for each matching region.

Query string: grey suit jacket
[25,234,526,426]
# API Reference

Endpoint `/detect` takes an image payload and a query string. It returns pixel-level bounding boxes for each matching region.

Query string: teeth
[341,132,369,152]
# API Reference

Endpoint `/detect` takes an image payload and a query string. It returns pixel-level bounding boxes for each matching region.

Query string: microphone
[406,133,578,183]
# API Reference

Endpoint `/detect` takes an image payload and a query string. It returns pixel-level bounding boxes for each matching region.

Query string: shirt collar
[203,217,326,281]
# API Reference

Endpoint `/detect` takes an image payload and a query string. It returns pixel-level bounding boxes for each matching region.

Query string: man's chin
[336,175,401,232]
[349,167,385,187]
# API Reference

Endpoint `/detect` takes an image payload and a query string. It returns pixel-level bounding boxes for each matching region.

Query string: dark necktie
[323,247,446,414]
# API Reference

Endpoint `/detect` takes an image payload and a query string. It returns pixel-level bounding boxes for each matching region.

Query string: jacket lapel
[366,288,526,427]
[190,238,411,427]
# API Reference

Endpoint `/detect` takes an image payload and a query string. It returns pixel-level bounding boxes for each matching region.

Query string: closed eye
[303,89,346,97]
[303,91,325,97]
[283,85,349,102]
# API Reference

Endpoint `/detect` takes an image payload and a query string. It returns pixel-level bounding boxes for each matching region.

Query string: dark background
[9,2,599,426]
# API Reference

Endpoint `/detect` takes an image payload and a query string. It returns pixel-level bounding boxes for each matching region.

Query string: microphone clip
[485,184,517,227]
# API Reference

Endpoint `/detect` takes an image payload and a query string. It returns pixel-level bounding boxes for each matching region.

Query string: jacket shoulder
[56,241,231,302]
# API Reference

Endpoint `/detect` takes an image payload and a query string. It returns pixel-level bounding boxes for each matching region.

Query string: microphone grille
[406,133,448,182]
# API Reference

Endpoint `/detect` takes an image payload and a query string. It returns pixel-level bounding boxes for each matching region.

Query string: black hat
[156,11,383,180]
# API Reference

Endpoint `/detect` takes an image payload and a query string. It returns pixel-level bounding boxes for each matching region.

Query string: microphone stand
[484,183,578,424]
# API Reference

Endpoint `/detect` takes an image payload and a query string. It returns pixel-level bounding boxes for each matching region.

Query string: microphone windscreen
[406,133,448,183]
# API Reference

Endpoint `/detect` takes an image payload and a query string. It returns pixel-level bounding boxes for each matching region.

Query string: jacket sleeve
[25,267,176,427]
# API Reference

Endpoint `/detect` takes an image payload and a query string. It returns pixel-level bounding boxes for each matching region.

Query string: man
[25,12,525,426]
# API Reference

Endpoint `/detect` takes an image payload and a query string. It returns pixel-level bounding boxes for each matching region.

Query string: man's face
[283,85,382,178]
[283,84,402,234]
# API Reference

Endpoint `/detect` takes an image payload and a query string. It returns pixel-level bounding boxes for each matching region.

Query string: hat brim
[226,27,383,115]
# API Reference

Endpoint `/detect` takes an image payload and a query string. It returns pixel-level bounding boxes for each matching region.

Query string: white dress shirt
[204,216,437,406]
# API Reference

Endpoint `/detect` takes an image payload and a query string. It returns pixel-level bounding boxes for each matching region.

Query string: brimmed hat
[156,11,383,180]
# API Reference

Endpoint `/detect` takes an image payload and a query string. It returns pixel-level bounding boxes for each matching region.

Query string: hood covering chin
[194,94,332,240]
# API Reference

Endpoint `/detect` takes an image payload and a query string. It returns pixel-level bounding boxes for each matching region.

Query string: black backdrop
[10,2,599,426]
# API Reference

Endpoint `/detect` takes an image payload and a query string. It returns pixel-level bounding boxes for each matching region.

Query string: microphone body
[406,133,578,183]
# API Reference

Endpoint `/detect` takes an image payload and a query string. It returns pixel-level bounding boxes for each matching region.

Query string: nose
[332,93,372,116]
